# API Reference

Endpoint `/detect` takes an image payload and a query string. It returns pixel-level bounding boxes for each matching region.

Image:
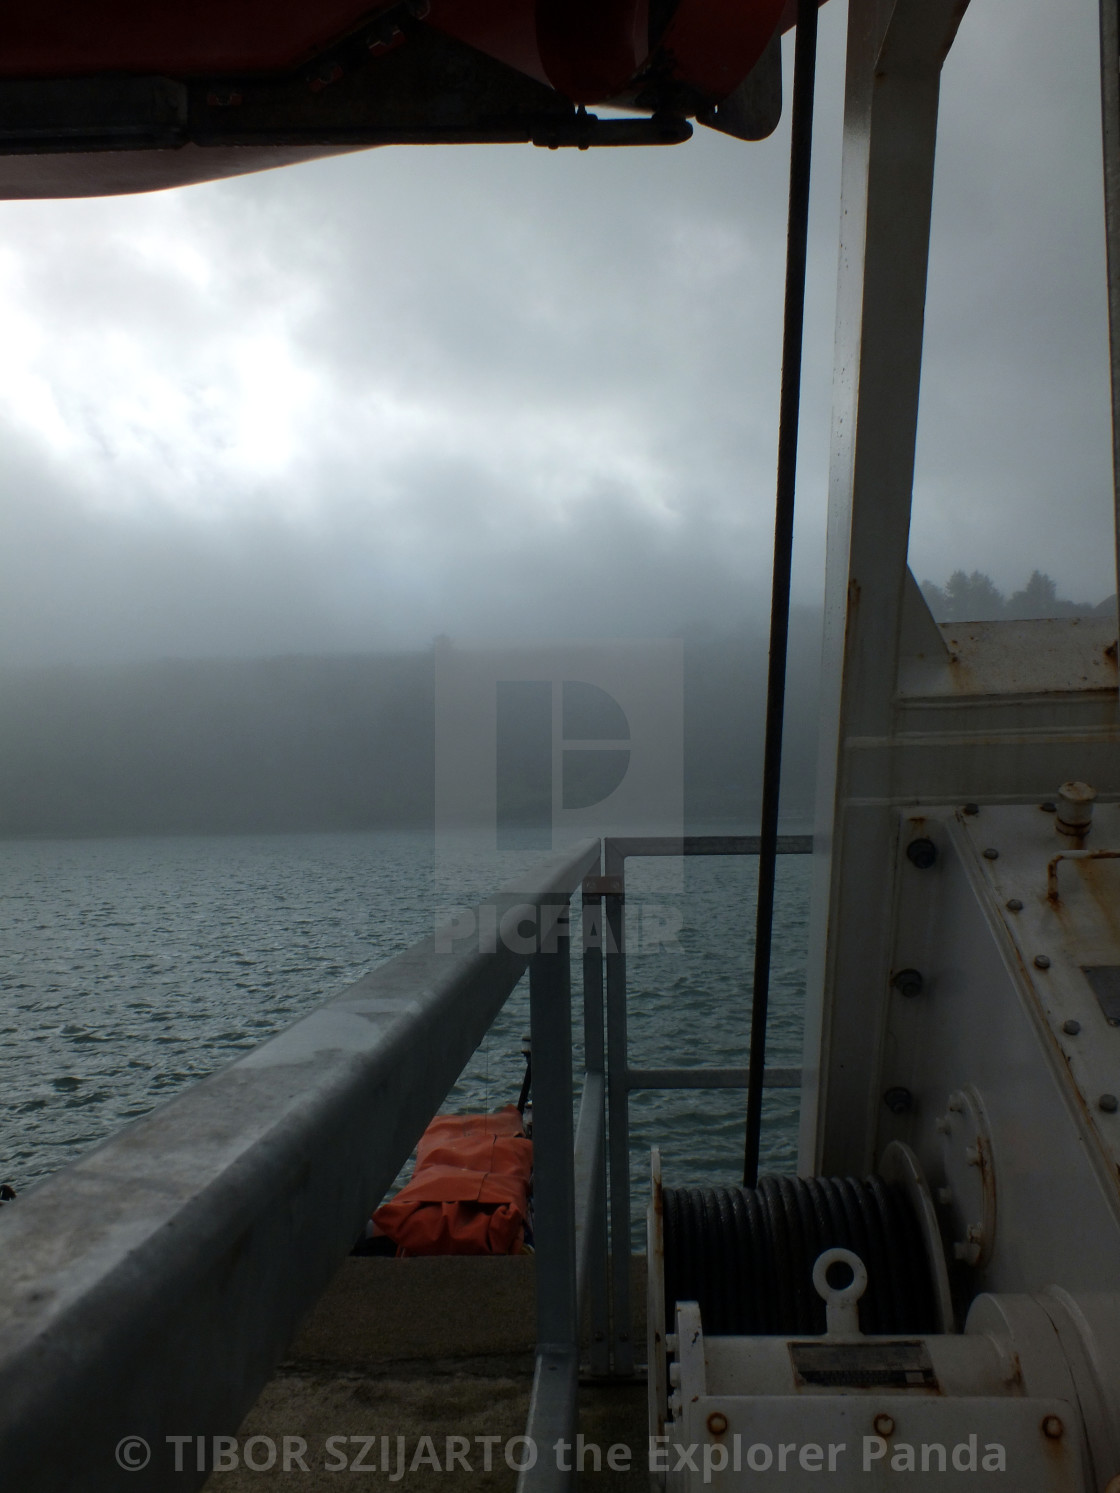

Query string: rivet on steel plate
[1006,898,1023,911]
[1041,801,1057,813]
[1099,1094,1119,1113]
[873,1414,895,1437]
[906,838,937,869]
[891,968,924,997]
[883,1087,913,1115]
[1062,1019,1081,1035]
[707,1412,729,1437]
[983,847,999,860]
[1041,1415,1063,1440]
[1035,955,1051,970]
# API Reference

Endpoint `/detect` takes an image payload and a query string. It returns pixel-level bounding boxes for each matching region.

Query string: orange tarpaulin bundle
[372,1105,533,1256]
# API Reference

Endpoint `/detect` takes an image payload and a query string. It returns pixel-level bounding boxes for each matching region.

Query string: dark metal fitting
[706,1412,729,1437]
[1040,802,1057,813]
[1041,1415,1064,1440]
[892,968,924,998]
[1062,1019,1081,1035]
[1099,1094,1119,1113]
[1006,898,1023,912]
[963,803,980,815]
[1035,954,1051,970]
[983,847,999,860]
[368,19,401,48]
[583,874,623,898]
[883,1086,913,1115]
[906,838,937,870]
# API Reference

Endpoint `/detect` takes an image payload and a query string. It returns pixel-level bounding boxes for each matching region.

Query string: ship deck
[204,1255,648,1491]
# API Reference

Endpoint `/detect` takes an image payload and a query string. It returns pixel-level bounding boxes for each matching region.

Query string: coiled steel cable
[663,1175,938,1337]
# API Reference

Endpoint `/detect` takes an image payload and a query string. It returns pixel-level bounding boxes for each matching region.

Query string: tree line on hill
[920,569,1113,623]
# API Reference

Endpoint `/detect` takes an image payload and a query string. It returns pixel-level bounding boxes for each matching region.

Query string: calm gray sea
[0,830,810,1211]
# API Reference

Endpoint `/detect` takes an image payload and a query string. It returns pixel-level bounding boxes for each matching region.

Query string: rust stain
[1047,849,1120,913]
[846,578,861,627]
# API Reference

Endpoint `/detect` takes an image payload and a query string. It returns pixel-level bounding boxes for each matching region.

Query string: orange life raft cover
[372,1106,532,1256]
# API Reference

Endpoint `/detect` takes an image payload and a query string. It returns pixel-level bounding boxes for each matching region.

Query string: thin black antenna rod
[743,0,819,1188]
[1099,0,1120,614]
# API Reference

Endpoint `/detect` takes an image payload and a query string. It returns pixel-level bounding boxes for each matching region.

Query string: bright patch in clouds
[0,0,1112,667]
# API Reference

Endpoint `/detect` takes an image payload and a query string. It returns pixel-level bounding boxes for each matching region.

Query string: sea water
[0,830,810,1214]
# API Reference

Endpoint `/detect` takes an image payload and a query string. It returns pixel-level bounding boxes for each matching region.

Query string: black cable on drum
[662,1174,939,1337]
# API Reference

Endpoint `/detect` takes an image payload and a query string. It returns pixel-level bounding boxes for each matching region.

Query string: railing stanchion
[582,861,611,1377]
[603,843,633,1377]
[521,895,579,1486]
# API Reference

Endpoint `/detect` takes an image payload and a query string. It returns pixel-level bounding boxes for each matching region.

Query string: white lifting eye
[812,1247,868,1336]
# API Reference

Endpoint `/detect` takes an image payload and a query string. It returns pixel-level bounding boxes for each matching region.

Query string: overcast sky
[0,0,1112,667]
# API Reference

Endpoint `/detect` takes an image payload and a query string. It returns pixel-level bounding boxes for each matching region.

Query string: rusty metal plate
[789,1340,937,1389]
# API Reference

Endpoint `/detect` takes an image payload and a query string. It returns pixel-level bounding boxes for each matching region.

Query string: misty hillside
[0,619,823,839]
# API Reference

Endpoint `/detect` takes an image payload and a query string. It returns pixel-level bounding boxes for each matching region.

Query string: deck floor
[204,1256,648,1491]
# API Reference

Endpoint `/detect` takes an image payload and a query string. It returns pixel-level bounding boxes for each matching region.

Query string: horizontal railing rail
[0,839,600,1493]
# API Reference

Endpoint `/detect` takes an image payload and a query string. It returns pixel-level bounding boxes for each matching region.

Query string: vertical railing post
[603,844,634,1376]
[522,893,579,1481]
[581,862,610,1377]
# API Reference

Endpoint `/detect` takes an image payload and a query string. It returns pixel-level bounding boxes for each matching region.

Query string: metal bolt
[1100,1094,1119,1113]
[1063,1019,1081,1035]
[1041,1415,1064,1440]
[892,968,924,997]
[983,847,999,860]
[883,1086,913,1115]
[963,803,980,815]
[1006,898,1023,912]
[1035,954,1051,970]
[1057,781,1097,839]
[707,1412,729,1437]
[1041,801,1057,813]
[873,1413,895,1437]
[906,838,937,870]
